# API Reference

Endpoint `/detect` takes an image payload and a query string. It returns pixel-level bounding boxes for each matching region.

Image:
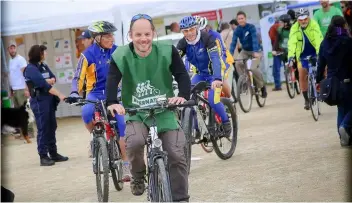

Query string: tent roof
[1,0,164,36]
[117,0,273,43]
[2,0,274,37]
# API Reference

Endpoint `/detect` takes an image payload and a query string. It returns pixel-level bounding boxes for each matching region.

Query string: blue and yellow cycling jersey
[71,43,117,95]
[208,29,234,66]
[177,31,226,80]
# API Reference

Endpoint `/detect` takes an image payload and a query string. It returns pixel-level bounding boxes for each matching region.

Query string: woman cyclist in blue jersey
[177,16,232,137]
[70,21,131,181]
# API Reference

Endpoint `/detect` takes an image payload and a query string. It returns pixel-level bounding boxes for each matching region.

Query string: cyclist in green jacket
[287,8,323,110]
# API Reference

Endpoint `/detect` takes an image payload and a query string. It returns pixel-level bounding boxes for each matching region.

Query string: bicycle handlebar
[125,100,196,114]
[64,97,121,106]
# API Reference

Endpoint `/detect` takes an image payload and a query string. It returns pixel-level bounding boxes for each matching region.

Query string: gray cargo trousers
[235,50,265,88]
[125,121,189,201]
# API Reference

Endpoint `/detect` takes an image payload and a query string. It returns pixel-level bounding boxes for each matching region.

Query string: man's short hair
[237,11,246,18]
[170,22,179,31]
[229,19,238,26]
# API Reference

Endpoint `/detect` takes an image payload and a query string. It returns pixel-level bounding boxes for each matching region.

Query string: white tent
[115,0,273,44]
[1,1,117,36]
[2,0,273,44]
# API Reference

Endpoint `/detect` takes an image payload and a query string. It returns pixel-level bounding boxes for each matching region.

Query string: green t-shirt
[111,40,178,133]
[313,6,343,36]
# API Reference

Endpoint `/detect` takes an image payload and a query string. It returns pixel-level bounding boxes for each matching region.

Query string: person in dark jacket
[23,45,69,166]
[317,15,352,147]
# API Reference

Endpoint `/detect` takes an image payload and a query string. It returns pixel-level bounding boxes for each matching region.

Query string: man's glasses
[341,6,345,9]
[131,14,152,23]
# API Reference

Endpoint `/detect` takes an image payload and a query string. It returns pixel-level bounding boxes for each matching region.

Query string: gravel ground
[1,89,349,202]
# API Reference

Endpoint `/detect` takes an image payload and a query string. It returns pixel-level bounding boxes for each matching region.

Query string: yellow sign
[152,17,165,36]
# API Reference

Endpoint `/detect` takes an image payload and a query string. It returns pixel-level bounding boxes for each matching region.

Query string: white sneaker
[122,163,131,182]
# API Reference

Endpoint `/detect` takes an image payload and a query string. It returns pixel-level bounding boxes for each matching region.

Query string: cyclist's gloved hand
[65,92,82,104]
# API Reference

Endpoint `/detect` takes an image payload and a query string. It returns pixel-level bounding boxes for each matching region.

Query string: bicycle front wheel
[211,98,238,160]
[149,158,173,202]
[308,76,319,121]
[181,107,193,174]
[95,136,110,202]
[110,136,124,191]
[285,66,295,99]
[237,75,253,113]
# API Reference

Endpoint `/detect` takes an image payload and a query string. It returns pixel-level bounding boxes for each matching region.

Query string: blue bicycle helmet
[179,16,198,29]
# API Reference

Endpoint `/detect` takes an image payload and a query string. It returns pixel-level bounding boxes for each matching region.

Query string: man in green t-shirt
[105,14,191,201]
[314,0,343,36]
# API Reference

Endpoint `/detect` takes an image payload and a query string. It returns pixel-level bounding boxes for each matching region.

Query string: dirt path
[1,89,348,201]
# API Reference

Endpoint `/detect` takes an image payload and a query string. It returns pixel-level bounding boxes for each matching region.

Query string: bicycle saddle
[191,81,210,94]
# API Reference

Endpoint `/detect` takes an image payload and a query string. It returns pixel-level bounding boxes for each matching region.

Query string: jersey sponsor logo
[132,80,166,107]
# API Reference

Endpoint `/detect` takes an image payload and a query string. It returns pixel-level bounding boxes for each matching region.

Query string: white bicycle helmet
[196,16,208,30]
[296,8,309,20]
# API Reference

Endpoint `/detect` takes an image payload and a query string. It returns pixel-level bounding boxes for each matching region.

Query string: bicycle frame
[92,100,119,144]
[235,58,255,92]
[187,87,219,139]
[303,57,319,99]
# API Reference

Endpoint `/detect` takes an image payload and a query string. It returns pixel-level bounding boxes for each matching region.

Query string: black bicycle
[125,98,195,202]
[180,81,238,173]
[235,57,266,113]
[65,98,124,202]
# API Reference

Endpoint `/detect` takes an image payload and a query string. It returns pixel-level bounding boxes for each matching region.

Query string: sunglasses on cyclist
[131,14,152,23]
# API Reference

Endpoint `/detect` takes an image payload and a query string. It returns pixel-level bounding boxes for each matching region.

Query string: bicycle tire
[181,107,193,175]
[237,75,252,113]
[150,158,173,202]
[308,76,319,121]
[255,89,266,108]
[95,136,110,202]
[110,137,124,191]
[295,69,301,94]
[285,66,295,99]
[211,98,238,160]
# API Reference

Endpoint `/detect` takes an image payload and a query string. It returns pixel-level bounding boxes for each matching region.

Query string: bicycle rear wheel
[211,98,238,160]
[285,66,296,99]
[95,136,110,202]
[109,136,124,191]
[237,75,253,113]
[181,107,193,174]
[149,158,173,202]
[308,76,319,121]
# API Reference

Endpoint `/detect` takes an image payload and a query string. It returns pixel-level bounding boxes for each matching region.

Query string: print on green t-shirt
[313,6,343,36]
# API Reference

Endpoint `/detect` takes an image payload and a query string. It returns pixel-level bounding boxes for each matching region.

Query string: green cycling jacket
[287,19,323,61]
